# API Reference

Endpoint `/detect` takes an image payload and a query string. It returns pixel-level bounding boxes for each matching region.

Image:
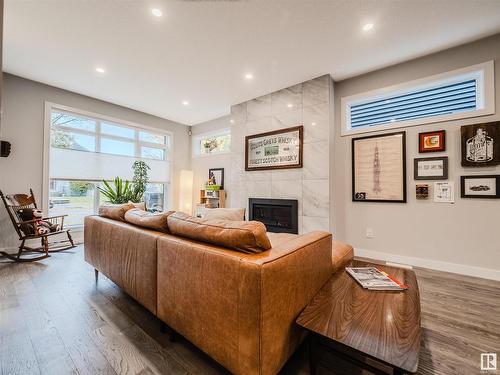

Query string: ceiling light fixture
[230,119,235,124]
[244,73,253,80]
[182,100,189,106]
[151,8,163,17]
[95,67,106,74]
[362,23,374,32]
[287,103,293,108]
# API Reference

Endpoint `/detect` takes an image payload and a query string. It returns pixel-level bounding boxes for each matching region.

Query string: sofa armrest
[332,239,354,272]
[245,231,334,375]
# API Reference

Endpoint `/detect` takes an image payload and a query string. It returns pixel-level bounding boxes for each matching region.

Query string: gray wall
[333,34,500,273]
[0,73,190,249]
[192,75,332,234]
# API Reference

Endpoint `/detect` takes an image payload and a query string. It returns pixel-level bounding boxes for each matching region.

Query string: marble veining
[302,179,329,218]
[303,75,330,108]
[247,94,271,120]
[303,141,329,180]
[271,83,303,115]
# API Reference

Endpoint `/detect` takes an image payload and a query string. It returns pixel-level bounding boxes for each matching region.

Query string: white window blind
[350,79,477,128]
[341,61,495,136]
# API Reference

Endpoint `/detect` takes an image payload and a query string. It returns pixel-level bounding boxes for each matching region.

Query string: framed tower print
[352,131,407,203]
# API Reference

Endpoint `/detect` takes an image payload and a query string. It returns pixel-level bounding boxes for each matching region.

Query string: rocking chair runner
[0,189,75,262]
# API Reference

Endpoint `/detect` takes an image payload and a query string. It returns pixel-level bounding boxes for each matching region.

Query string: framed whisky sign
[461,122,500,167]
[245,126,303,171]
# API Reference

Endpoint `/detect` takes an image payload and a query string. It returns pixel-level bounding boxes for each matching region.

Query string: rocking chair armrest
[16,219,40,226]
[41,215,68,221]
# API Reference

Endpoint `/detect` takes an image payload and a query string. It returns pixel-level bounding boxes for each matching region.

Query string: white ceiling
[4,0,500,126]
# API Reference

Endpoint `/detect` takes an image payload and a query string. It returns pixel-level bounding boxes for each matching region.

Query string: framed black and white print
[461,121,500,167]
[414,157,448,180]
[460,175,500,199]
[352,131,406,203]
[208,168,224,189]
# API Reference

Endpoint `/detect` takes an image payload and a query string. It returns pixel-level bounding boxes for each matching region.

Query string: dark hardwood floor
[1,246,499,375]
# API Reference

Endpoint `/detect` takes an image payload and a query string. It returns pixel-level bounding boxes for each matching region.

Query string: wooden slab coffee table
[296,260,421,375]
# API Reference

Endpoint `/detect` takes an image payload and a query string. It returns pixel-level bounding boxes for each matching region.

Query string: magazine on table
[346,267,407,291]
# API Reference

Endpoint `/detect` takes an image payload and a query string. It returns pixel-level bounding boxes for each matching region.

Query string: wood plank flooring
[1,246,499,375]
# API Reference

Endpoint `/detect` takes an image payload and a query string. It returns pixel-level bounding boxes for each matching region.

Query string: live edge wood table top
[296,260,421,374]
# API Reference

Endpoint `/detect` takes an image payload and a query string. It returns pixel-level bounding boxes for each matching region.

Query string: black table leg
[309,336,317,375]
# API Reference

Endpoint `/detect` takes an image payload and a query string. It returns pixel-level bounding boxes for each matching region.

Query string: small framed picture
[208,168,224,189]
[434,181,454,203]
[416,184,429,200]
[460,175,500,199]
[414,157,448,180]
[419,130,446,153]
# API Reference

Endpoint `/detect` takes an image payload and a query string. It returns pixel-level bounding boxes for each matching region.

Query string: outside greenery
[201,134,230,154]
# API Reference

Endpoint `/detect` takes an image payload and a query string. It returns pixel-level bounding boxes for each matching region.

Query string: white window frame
[43,102,174,218]
[341,61,495,136]
[50,109,171,161]
[192,128,231,157]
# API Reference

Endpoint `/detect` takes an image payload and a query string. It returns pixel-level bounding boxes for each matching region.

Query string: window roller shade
[350,79,477,128]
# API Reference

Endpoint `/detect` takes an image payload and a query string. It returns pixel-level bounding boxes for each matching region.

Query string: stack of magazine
[346,267,407,291]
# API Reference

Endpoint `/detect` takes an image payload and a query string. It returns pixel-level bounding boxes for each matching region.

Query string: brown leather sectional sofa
[84,213,353,375]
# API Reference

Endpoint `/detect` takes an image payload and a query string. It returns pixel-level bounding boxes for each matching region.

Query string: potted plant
[98,161,151,204]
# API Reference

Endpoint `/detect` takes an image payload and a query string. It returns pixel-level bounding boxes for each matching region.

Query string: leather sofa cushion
[167,212,272,253]
[131,201,146,210]
[203,208,245,221]
[98,203,135,221]
[124,208,175,232]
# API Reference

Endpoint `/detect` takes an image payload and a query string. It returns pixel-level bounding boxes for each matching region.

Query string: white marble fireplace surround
[192,75,332,234]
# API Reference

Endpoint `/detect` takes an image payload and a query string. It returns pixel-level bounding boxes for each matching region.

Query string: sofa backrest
[156,230,333,375]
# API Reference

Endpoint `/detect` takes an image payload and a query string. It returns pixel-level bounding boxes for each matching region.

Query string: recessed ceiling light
[151,8,162,17]
[230,119,235,124]
[287,103,293,108]
[244,73,253,80]
[182,100,189,106]
[362,23,374,32]
[95,67,106,74]
[311,122,317,126]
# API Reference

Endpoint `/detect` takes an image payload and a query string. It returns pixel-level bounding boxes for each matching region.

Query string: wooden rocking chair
[0,189,75,262]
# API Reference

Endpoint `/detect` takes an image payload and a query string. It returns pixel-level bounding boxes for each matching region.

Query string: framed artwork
[434,181,454,203]
[414,157,448,180]
[208,168,224,189]
[461,121,500,167]
[245,126,303,171]
[416,184,429,200]
[419,130,446,153]
[461,175,500,198]
[352,131,406,203]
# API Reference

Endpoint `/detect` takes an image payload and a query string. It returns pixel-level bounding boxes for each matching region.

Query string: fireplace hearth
[249,198,298,234]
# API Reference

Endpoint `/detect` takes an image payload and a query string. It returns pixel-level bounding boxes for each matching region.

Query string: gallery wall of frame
[351,121,500,204]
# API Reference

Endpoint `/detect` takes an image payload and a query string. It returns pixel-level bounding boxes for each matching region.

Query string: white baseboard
[355,248,500,282]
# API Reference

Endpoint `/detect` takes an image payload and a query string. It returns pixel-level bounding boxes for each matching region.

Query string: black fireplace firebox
[248,198,298,234]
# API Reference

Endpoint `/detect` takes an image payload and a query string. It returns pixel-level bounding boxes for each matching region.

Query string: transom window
[341,61,495,136]
[192,129,231,156]
[51,110,170,160]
